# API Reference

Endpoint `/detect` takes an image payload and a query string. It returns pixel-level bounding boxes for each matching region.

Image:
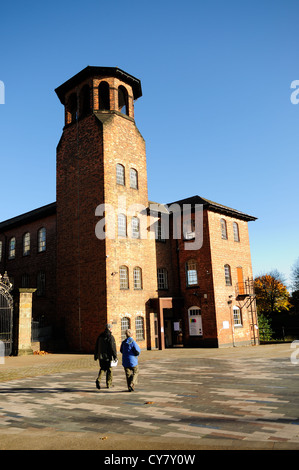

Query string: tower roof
[55,66,142,104]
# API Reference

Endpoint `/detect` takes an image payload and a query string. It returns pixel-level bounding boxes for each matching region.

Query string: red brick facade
[0,66,259,353]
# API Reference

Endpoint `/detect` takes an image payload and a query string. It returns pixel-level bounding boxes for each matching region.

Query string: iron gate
[0,273,13,356]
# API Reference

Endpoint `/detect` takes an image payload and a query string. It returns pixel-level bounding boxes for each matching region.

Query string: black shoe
[128,385,135,392]
[95,380,101,390]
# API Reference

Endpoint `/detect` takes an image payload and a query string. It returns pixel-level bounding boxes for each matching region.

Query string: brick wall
[0,211,56,328]
[208,210,256,346]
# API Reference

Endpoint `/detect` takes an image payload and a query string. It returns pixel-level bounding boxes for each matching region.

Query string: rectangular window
[157,268,168,290]
[183,218,195,240]
[37,271,46,296]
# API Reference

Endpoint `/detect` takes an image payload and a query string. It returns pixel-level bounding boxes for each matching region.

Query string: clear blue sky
[0,0,298,287]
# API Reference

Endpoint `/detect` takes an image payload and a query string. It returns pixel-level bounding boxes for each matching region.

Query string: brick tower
[55,66,158,352]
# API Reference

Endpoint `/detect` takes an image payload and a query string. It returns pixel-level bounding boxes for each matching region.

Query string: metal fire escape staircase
[235,278,259,345]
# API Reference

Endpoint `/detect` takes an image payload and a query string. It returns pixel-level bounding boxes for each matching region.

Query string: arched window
[23,232,30,256]
[130,168,138,189]
[135,316,145,341]
[221,218,227,239]
[118,214,127,237]
[67,92,77,123]
[119,265,129,289]
[80,84,91,117]
[116,164,125,185]
[8,237,16,259]
[186,259,198,286]
[131,217,140,239]
[118,85,128,115]
[133,267,142,290]
[224,264,232,286]
[98,81,110,110]
[233,306,242,326]
[121,316,130,340]
[38,228,46,253]
[233,222,240,242]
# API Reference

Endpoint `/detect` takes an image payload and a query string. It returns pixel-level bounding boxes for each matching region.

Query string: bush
[258,314,273,341]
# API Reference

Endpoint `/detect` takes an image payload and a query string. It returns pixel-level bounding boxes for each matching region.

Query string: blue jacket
[120,337,141,368]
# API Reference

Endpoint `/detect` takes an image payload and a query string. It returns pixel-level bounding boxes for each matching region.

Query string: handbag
[111,359,118,367]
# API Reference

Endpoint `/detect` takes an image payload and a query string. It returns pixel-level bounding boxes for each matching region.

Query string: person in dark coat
[94,324,117,389]
[120,329,141,392]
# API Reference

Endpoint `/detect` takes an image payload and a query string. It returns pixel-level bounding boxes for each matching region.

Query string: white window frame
[130,168,138,189]
[233,306,242,326]
[116,163,125,185]
[186,259,198,286]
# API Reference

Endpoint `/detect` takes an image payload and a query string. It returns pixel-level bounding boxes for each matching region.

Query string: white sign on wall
[188,308,203,336]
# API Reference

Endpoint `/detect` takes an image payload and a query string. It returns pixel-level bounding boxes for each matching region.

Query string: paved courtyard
[0,343,299,450]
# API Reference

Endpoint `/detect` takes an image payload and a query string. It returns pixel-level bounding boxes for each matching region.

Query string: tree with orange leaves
[254,270,291,317]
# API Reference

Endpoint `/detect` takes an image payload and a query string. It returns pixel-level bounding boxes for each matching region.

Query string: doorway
[163,308,173,347]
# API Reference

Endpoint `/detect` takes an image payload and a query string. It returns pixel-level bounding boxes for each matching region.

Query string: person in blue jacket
[120,329,141,392]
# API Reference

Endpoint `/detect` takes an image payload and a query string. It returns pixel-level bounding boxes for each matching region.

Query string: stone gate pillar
[18,288,36,356]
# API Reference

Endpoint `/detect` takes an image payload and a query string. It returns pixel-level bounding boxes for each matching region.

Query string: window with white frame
[119,265,129,289]
[121,316,130,340]
[233,306,242,326]
[130,168,138,189]
[186,259,198,286]
[131,217,140,238]
[116,163,125,185]
[157,268,168,290]
[135,316,145,341]
[133,267,142,289]
[118,214,127,237]
[183,218,195,239]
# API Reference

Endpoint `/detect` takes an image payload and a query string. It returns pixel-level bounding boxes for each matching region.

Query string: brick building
[0,66,258,353]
